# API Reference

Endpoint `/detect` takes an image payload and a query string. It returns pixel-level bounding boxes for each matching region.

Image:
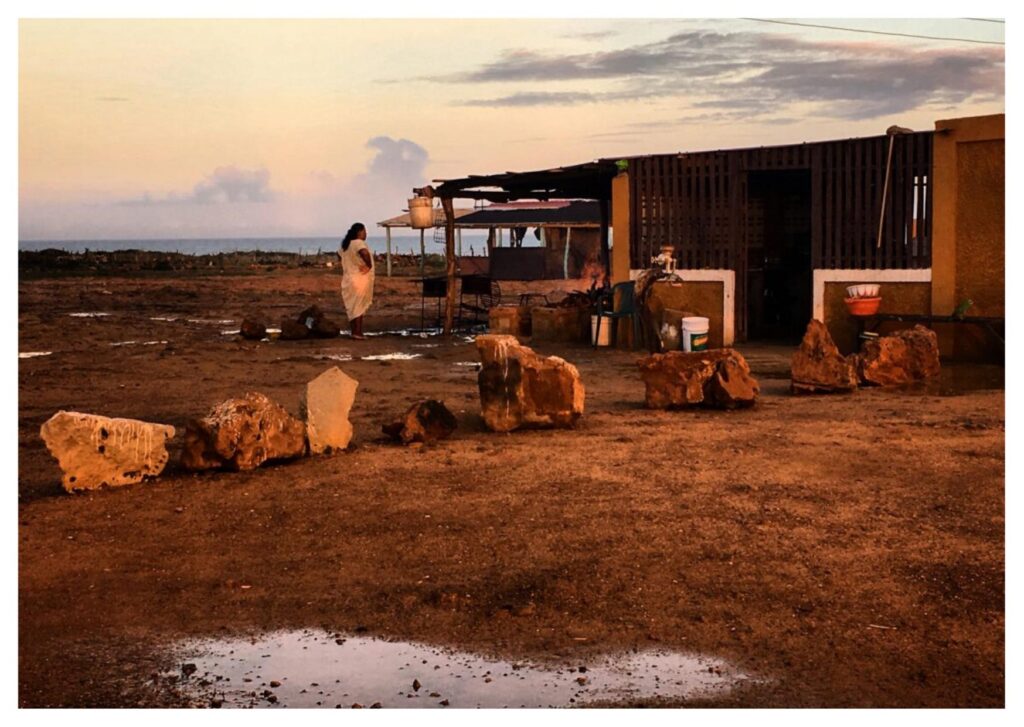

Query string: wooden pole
[877,134,896,249]
[458,228,463,257]
[441,196,457,335]
[385,227,392,277]
[563,226,571,279]
[599,199,611,282]
[419,228,425,275]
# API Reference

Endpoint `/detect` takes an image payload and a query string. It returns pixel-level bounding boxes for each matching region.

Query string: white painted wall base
[630,269,735,346]
[812,268,932,322]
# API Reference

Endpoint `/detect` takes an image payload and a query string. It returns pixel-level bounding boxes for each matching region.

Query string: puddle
[453,362,480,368]
[884,364,1004,397]
[318,354,353,362]
[110,340,168,347]
[361,353,423,361]
[221,330,241,336]
[19,351,52,359]
[164,630,756,708]
[68,312,111,318]
[149,316,178,322]
[188,318,234,325]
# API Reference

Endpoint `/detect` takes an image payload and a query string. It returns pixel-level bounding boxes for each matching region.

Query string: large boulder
[279,318,310,340]
[383,399,457,445]
[791,320,858,394]
[297,305,341,339]
[181,392,306,471]
[40,412,175,492]
[855,325,941,386]
[637,349,759,409]
[301,367,358,454]
[475,335,585,432]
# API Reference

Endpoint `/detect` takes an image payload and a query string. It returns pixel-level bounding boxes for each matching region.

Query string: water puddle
[188,318,235,325]
[361,353,423,361]
[318,354,353,362]
[453,362,480,368]
[68,311,111,318]
[19,351,52,359]
[149,316,178,322]
[163,630,756,708]
[221,330,241,336]
[110,340,168,347]
[884,364,1004,397]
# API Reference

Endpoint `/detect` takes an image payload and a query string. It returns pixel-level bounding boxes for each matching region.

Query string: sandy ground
[18,268,1004,707]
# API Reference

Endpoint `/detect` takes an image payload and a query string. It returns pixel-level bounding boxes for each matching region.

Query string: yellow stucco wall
[931,113,1004,359]
[824,282,932,355]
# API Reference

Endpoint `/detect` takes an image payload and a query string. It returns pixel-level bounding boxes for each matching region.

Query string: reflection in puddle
[166,630,757,708]
[361,353,422,361]
[453,362,479,368]
[149,316,178,322]
[19,351,52,359]
[68,312,111,318]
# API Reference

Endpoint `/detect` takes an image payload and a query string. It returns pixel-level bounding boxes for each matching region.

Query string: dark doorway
[746,170,812,342]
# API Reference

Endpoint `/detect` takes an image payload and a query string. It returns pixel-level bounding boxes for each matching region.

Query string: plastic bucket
[681,316,709,352]
[591,315,612,347]
[408,197,433,229]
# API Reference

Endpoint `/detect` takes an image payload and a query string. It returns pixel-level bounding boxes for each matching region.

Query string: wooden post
[458,228,463,257]
[563,227,571,279]
[419,228,425,275]
[441,196,457,335]
[385,227,392,277]
[599,198,611,282]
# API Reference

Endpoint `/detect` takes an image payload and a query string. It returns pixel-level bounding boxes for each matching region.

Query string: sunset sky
[18,17,1005,240]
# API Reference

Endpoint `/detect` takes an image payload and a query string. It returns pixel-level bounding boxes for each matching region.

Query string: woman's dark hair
[342,223,366,251]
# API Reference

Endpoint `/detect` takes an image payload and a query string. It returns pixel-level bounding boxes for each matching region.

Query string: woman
[339,222,374,339]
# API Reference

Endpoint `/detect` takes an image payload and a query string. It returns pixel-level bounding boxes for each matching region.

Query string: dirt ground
[18,268,1004,707]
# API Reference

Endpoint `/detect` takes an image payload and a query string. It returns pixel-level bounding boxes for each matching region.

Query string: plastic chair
[593,281,641,350]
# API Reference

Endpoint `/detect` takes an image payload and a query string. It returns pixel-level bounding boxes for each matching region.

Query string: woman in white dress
[339,222,374,339]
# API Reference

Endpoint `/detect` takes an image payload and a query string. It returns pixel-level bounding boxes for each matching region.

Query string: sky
[18,17,1005,240]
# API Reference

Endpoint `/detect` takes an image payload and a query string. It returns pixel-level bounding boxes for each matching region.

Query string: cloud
[437,29,1004,120]
[560,30,617,41]
[120,165,274,206]
[358,136,428,185]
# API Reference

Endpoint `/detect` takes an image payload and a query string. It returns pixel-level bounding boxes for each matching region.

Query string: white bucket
[591,315,612,347]
[408,197,433,229]
[681,316,709,352]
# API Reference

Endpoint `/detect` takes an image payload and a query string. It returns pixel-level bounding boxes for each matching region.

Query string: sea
[18,232,534,257]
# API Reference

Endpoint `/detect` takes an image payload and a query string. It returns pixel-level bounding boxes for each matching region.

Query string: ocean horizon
[18,233,533,257]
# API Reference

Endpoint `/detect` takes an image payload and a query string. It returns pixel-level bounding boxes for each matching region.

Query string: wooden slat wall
[628,132,933,271]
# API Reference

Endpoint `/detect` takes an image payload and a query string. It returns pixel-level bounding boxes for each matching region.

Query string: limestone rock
[40,412,175,492]
[297,305,341,339]
[279,318,310,340]
[383,399,457,445]
[475,335,585,432]
[181,392,306,471]
[637,349,759,409]
[240,317,267,340]
[855,325,941,386]
[301,367,358,454]
[791,320,858,394]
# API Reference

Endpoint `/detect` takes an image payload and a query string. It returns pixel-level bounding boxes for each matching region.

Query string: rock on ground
[637,349,759,409]
[240,317,267,340]
[297,305,341,338]
[301,367,358,454]
[855,325,941,386]
[383,399,458,444]
[278,319,309,340]
[40,412,175,492]
[791,319,859,394]
[475,334,585,432]
[181,392,307,471]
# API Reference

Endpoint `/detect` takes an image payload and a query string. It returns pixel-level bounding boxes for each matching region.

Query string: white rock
[301,367,359,454]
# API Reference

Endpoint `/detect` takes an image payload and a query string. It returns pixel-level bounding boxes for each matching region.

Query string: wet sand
[18,268,1004,707]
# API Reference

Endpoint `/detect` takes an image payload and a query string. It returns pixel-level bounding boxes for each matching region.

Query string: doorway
[745,170,812,342]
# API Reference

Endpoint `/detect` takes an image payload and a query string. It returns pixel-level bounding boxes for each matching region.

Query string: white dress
[340,238,374,320]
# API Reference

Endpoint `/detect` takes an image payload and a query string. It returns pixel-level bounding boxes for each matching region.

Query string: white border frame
[630,269,735,346]
[812,268,932,322]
